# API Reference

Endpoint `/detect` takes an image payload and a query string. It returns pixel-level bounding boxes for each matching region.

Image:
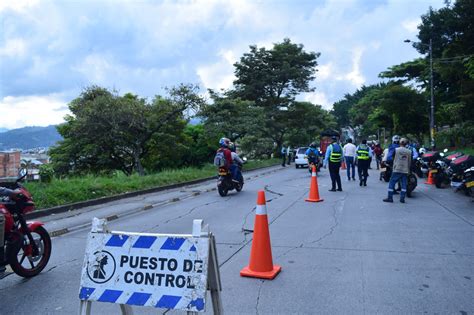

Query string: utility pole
[429,38,435,150]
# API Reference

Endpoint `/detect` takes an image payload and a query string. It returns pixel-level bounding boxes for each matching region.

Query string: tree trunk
[135,152,145,176]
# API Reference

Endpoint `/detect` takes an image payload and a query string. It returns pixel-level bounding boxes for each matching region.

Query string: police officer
[355,139,372,186]
[324,136,344,191]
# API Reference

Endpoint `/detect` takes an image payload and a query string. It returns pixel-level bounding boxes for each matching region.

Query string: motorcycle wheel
[434,173,448,189]
[407,175,417,198]
[218,186,228,197]
[8,226,52,278]
[235,182,243,192]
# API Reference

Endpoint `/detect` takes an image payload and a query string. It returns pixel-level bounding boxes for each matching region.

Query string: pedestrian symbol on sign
[87,251,116,284]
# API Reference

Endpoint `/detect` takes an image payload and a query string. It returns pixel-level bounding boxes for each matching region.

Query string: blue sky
[0,0,444,129]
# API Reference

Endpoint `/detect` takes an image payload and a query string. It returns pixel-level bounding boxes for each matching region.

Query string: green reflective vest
[357,144,370,160]
[329,144,342,162]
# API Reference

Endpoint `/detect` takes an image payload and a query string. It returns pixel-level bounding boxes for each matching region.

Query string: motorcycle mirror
[443,148,448,153]
[17,168,28,181]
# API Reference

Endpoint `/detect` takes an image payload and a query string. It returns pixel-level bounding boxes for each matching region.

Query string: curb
[26,164,281,220]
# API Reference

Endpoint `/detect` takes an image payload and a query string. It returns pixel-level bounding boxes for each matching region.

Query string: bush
[39,164,55,183]
[436,122,474,148]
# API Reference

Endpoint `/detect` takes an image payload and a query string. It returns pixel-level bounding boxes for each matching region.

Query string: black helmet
[309,142,316,148]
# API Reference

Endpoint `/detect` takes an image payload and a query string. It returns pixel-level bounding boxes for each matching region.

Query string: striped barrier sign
[79,218,222,314]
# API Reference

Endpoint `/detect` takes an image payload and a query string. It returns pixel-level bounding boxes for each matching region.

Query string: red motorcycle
[0,171,51,278]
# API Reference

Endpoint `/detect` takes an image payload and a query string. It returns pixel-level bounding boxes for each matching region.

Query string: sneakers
[359,180,363,186]
[383,198,393,203]
[400,199,405,203]
[337,188,343,191]
[329,189,337,192]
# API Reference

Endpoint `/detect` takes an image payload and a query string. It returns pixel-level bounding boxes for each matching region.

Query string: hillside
[0,125,62,150]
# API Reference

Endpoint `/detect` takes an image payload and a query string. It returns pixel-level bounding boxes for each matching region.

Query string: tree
[232,38,321,151]
[50,84,205,176]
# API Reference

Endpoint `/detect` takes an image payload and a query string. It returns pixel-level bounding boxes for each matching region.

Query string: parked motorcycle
[217,160,245,197]
[459,166,474,199]
[433,150,464,188]
[0,170,51,278]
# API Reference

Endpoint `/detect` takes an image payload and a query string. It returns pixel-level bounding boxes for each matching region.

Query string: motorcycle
[0,170,51,278]
[433,150,464,188]
[217,159,245,197]
[379,161,417,197]
[459,166,474,199]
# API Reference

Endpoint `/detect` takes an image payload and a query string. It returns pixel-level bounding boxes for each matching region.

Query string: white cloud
[344,47,365,87]
[0,38,27,58]
[402,19,420,34]
[0,94,69,129]
[303,91,330,109]
[196,50,236,91]
[0,0,40,13]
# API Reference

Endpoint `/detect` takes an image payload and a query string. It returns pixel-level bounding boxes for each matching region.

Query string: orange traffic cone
[240,191,281,280]
[306,165,324,202]
[341,160,347,170]
[425,169,435,185]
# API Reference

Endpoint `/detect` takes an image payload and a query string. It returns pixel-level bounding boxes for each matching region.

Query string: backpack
[214,150,227,167]
[308,149,317,158]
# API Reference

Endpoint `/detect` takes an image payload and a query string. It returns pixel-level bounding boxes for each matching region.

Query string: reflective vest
[329,144,342,162]
[357,144,370,160]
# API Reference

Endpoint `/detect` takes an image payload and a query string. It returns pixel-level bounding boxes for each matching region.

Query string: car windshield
[298,148,308,154]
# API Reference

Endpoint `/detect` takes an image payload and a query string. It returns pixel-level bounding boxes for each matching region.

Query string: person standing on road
[281,145,287,167]
[383,138,412,203]
[324,136,344,192]
[287,145,292,165]
[355,139,372,186]
[343,138,357,181]
[373,143,383,170]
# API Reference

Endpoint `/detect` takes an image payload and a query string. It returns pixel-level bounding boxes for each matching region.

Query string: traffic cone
[240,191,281,280]
[341,160,347,170]
[305,165,324,202]
[425,169,435,185]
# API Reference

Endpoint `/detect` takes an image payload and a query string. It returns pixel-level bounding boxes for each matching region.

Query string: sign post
[79,218,222,314]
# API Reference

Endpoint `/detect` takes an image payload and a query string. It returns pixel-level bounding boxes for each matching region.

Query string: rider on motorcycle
[305,142,320,170]
[0,187,21,198]
[229,142,244,183]
[386,135,401,164]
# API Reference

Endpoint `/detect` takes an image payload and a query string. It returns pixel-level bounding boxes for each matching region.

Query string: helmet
[309,142,316,148]
[419,147,427,155]
[228,142,235,152]
[219,137,230,148]
[392,135,400,144]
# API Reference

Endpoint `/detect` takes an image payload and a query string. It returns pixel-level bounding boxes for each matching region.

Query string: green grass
[445,146,474,156]
[24,159,280,209]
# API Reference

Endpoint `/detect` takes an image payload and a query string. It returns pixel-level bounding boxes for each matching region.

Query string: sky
[0,0,445,130]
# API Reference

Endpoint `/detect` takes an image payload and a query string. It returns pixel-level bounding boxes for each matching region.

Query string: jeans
[388,172,407,200]
[329,161,342,190]
[345,156,355,179]
[230,164,241,181]
[376,155,382,169]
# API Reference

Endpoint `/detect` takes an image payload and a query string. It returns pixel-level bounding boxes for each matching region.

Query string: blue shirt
[324,143,344,166]
[386,143,400,162]
[305,148,320,161]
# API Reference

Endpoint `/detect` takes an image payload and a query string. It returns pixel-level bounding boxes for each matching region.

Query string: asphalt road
[1,164,473,314]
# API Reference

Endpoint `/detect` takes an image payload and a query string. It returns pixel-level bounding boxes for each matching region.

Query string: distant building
[0,151,21,178]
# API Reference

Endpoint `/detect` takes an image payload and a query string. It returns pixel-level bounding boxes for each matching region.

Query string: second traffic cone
[425,169,435,185]
[306,165,324,202]
[240,191,281,280]
[341,160,347,170]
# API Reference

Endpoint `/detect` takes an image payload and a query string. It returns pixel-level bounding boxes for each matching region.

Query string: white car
[295,147,309,168]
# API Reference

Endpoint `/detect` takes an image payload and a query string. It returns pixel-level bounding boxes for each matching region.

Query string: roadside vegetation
[27,159,279,209]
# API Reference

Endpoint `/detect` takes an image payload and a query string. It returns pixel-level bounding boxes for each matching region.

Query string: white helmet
[419,147,427,155]
[392,135,400,144]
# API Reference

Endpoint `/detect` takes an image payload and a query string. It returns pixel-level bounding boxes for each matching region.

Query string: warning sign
[79,230,210,312]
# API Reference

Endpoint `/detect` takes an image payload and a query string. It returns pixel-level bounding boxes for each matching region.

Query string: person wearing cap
[355,139,373,186]
[383,138,412,203]
[343,138,357,181]
[324,136,344,191]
